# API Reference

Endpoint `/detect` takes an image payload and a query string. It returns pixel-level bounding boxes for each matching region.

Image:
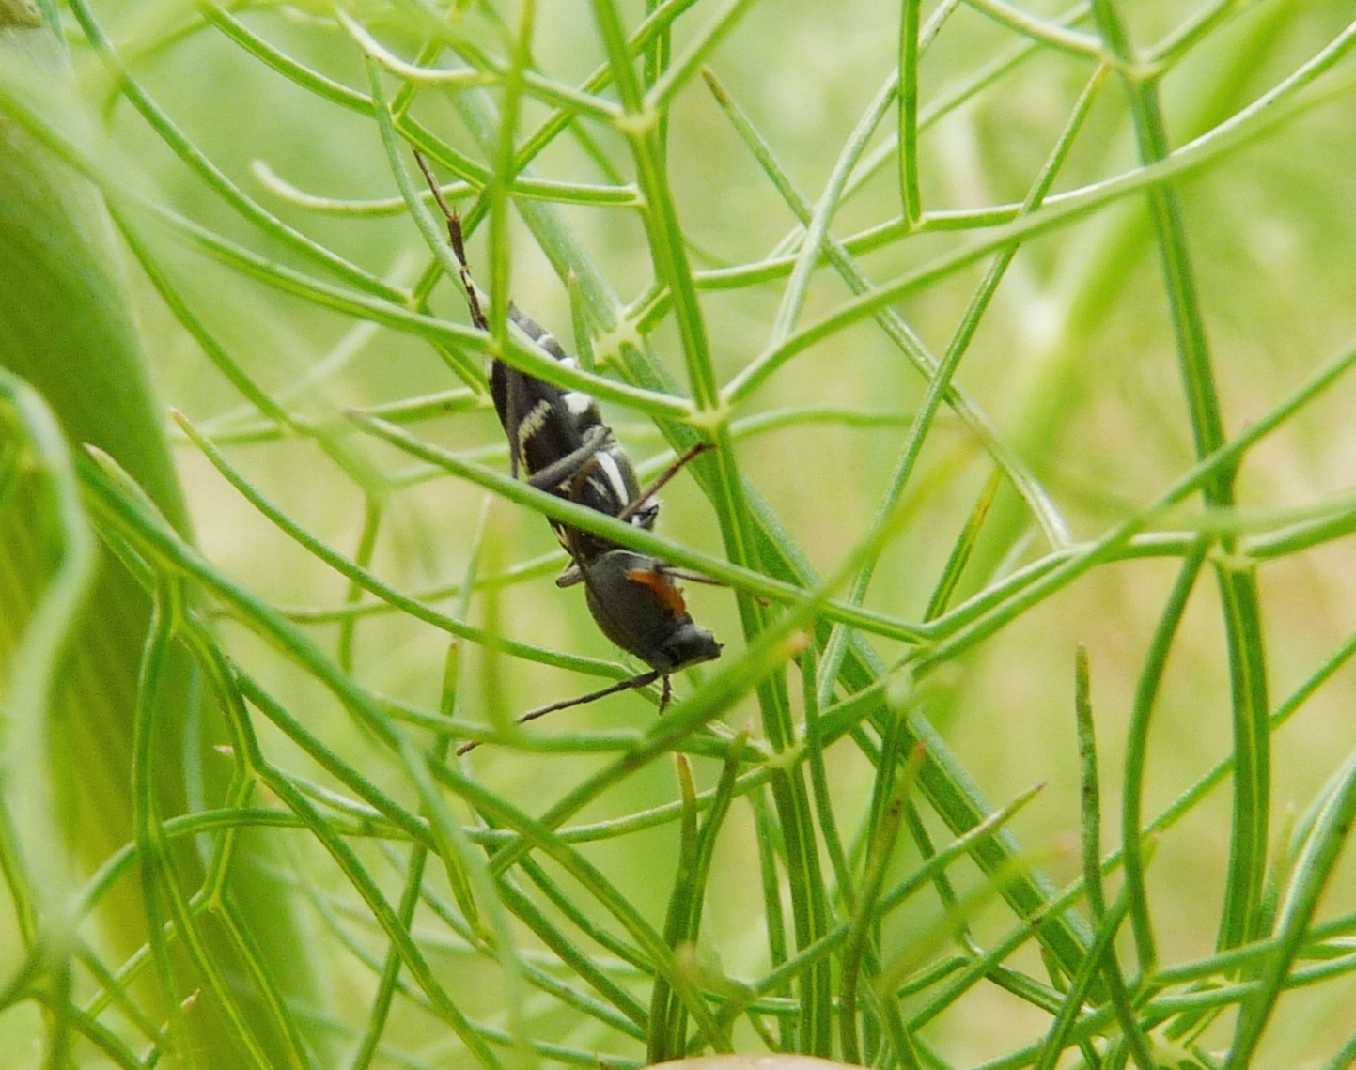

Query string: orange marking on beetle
[624,567,687,616]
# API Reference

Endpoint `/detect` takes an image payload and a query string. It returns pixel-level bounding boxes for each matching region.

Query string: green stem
[1089,0,1270,954]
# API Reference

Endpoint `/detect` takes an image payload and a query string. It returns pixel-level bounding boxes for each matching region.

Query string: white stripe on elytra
[595,451,630,505]
[563,391,594,415]
[533,331,576,365]
[516,398,552,447]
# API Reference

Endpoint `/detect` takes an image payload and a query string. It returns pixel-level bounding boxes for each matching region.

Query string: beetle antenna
[412,149,490,333]
[456,669,662,755]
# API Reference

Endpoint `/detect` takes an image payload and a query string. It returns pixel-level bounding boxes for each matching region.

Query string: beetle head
[649,618,723,672]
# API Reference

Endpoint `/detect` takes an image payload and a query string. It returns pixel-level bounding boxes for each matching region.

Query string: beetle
[411,153,722,752]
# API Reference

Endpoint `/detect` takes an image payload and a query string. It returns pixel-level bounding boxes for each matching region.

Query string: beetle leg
[523,424,610,491]
[550,452,606,593]
[615,441,714,523]
[656,564,766,604]
[554,562,584,588]
[656,567,727,587]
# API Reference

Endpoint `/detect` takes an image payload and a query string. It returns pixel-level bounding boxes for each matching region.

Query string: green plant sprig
[9,3,1356,1065]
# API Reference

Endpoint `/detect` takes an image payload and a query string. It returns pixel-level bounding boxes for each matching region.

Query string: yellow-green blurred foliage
[5,1,1356,1067]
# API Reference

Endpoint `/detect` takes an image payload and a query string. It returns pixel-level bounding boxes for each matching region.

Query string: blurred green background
[5,0,1356,1066]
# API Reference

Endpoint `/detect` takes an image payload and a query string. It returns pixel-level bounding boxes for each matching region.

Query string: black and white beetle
[411,154,722,753]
